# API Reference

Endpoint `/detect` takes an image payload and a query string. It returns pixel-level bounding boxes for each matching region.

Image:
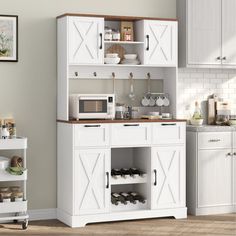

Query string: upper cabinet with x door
[143,20,177,66]
[68,17,104,64]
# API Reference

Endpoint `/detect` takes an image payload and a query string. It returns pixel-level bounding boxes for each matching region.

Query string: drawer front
[198,132,232,149]
[152,122,185,145]
[74,124,109,147]
[111,123,151,147]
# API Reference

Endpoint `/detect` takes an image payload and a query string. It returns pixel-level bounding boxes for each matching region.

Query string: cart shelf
[0,137,27,150]
[0,201,27,214]
[0,169,27,182]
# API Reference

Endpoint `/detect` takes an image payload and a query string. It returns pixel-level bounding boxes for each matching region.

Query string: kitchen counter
[187,125,236,132]
[57,118,186,124]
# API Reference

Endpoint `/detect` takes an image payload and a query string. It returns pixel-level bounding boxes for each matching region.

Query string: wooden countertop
[56,13,177,22]
[57,119,186,124]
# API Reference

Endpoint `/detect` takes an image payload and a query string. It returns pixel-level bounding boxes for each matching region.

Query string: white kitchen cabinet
[222,0,236,66]
[57,121,187,227]
[143,20,177,66]
[74,149,110,215]
[74,124,109,147]
[198,149,233,208]
[111,123,151,147]
[177,0,236,68]
[234,132,236,208]
[152,122,185,145]
[68,17,104,64]
[186,129,235,215]
[151,146,185,209]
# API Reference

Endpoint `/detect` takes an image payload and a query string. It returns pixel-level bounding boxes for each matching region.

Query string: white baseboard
[28,208,57,221]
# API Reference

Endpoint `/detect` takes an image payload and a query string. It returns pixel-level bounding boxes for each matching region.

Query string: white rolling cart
[0,137,28,230]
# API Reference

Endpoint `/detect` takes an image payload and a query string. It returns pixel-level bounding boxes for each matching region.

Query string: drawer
[74,124,109,147]
[198,132,232,149]
[111,123,151,147]
[152,122,185,145]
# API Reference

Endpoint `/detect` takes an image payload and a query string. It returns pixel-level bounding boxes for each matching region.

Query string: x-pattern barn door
[74,149,110,215]
[144,20,177,65]
[68,17,104,64]
[151,146,184,209]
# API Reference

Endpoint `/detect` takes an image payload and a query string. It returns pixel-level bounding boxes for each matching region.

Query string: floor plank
[0,214,235,236]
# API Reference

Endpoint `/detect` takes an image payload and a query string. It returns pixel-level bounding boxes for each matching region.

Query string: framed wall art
[0,15,18,62]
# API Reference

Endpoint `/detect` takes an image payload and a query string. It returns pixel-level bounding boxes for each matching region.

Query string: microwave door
[79,100,108,118]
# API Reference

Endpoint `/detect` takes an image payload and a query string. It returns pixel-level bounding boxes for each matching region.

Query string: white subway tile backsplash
[178,68,236,119]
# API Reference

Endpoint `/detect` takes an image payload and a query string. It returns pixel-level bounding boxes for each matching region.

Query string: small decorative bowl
[190,119,204,126]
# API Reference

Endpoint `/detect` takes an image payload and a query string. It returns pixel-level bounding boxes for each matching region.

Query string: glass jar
[112,29,120,41]
[0,192,12,202]
[104,27,112,41]
[12,191,23,202]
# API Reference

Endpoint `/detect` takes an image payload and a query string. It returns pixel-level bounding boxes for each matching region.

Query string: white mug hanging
[156,96,164,107]
[141,96,150,107]
[163,96,170,107]
[149,96,156,107]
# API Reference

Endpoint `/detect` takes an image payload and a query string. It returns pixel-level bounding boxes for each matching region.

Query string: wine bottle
[129,192,146,204]
[120,168,131,178]
[111,168,122,179]
[111,194,119,205]
[129,168,145,177]
[120,192,136,204]
[111,192,127,205]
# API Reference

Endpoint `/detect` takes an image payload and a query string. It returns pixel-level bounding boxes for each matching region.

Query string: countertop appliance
[69,94,115,120]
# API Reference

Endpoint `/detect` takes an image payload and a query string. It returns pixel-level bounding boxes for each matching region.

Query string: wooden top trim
[56,13,177,21]
[57,119,186,124]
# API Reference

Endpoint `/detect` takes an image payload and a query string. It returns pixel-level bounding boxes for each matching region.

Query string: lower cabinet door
[74,149,110,215]
[198,149,233,208]
[151,146,185,209]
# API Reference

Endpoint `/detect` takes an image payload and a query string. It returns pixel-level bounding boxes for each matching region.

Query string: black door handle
[99,33,103,49]
[146,35,150,51]
[84,125,101,128]
[154,169,157,186]
[106,172,109,189]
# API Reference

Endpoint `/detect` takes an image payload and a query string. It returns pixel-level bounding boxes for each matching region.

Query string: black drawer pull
[161,123,176,126]
[84,125,101,128]
[123,124,140,127]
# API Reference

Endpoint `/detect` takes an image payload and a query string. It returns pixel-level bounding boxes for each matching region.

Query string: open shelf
[0,169,27,182]
[111,174,147,185]
[0,200,27,214]
[111,200,148,212]
[104,41,144,45]
[0,137,27,150]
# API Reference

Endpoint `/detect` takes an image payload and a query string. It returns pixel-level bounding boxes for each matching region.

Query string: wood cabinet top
[57,119,186,124]
[56,13,177,22]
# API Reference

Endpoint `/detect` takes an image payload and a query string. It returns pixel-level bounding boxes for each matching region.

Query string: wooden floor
[0,214,235,236]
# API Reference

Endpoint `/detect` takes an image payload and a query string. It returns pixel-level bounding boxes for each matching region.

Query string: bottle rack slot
[111,168,147,185]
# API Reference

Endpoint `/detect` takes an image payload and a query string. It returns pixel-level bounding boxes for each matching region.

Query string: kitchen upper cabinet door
[151,146,185,209]
[144,20,177,66]
[74,149,110,215]
[188,0,221,65]
[68,17,104,64]
[234,132,236,207]
[222,0,236,66]
[198,149,233,208]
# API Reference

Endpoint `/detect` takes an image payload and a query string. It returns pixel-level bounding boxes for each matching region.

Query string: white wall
[178,68,236,120]
[0,0,176,210]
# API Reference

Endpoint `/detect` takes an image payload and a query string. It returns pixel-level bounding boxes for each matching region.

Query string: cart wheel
[22,220,28,230]
[13,219,18,223]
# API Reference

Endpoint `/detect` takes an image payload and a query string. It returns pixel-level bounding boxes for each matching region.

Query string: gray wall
[0,0,176,210]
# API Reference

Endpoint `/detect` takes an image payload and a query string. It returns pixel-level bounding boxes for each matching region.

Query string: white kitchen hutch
[56,13,187,227]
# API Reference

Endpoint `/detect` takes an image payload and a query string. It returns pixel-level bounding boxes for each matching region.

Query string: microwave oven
[69,94,115,120]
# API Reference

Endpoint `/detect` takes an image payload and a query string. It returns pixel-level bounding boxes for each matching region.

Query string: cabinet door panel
[144,20,177,65]
[234,132,236,207]
[198,149,233,208]
[222,0,236,65]
[188,0,221,65]
[151,146,185,209]
[74,149,110,215]
[68,17,104,64]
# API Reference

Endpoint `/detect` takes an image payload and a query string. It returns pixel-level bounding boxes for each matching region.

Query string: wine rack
[111,192,147,212]
[110,168,147,185]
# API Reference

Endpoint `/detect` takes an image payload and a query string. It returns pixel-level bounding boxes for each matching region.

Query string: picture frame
[0,15,18,62]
